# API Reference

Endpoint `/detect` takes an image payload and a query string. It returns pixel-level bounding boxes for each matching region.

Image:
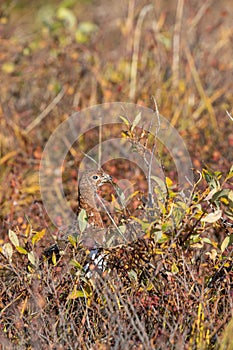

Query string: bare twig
[25,86,66,134]
[226,110,233,121]
[184,45,217,129]
[188,0,213,34]
[147,97,161,208]
[97,193,127,242]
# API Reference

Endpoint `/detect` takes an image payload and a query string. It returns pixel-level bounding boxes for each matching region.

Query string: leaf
[32,229,46,246]
[52,252,57,265]
[228,190,233,202]
[8,229,19,247]
[119,115,130,127]
[68,235,77,247]
[202,237,213,245]
[171,262,179,274]
[28,251,36,265]
[131,216,150,232]
[70,259,82,269]
[151,175,167,194]
[2,62,15,74]
[221,236,230,253]
[128,270,138,282]
[131,112,141,131]
[16,246,28,255]
[68,286,87,299]
[78,209,88,233]
[165,177,173,188]
[212,189,230,202]
[2,243,13,261]
[118,225,126,235]
[205,188,219,201]
[75,21,98,43]
[56,7,76,29]
[226,165,233,181]
[201,209,222,223]
[205,249,217,262]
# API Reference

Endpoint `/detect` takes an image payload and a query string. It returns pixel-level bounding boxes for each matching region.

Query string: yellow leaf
[165,177,173,187]
[32,229,46,246]
[16,246,28,255]
[119,115,130,127]
[221,236,230,253]
[68,286,87,299]
[2,62,15,74]
[220,197,229,205]
[171,262,179,274]
[52,252,57,265]
[68,235,77,247]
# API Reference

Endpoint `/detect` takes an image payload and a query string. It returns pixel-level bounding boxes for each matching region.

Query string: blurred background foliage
[0,1,233,348]
[0,0,232,230]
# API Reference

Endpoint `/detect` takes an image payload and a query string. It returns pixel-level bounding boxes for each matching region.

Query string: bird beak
[100,173,112,185]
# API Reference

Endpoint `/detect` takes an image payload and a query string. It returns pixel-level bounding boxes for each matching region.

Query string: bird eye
[92,175,99,180]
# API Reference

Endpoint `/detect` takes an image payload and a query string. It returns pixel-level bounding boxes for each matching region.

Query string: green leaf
[118,225,126,235]
[70,259,82,269]
[221,236,230,253]
[78,209,88,233]
[28,251,36,265]
[8,230,19,247]
[128,270,138,282]
[212,189,230,202]
[228,190,233,202]
[68,235,77,247]
[202,237,213,245]
[131,216,150,232]
[226,165,233,180]
[32,229,46,246]
[151,175,167,194]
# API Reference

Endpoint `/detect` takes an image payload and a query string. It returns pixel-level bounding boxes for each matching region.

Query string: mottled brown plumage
[77,169,112,228]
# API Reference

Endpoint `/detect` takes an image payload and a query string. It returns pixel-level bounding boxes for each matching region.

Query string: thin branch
[96,193,127,242]
[25,86,66,134]
[226,110,233,121]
